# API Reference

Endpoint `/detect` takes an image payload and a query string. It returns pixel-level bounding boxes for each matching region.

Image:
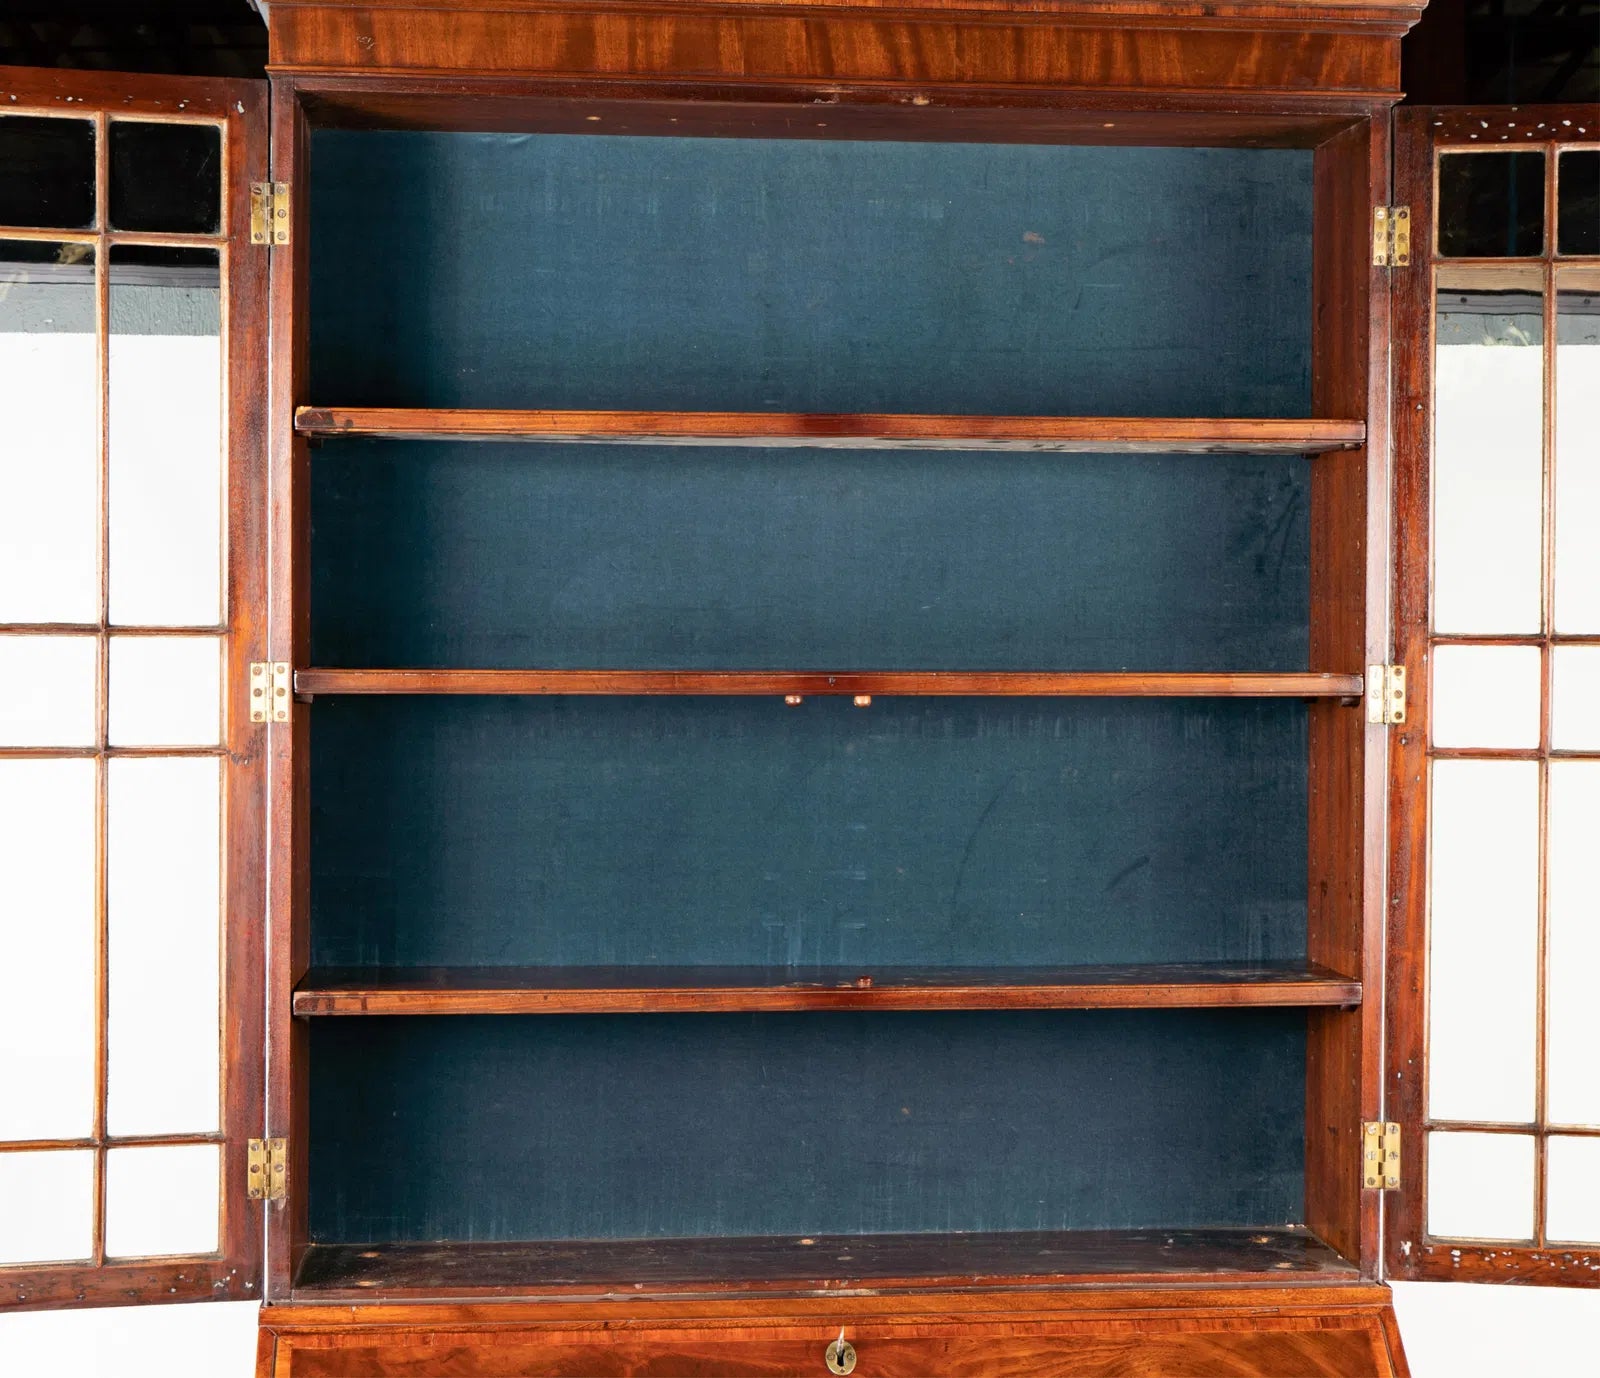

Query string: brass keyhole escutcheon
[824,1335,857,1374]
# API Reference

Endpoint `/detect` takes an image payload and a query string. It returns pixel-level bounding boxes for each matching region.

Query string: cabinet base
[256,1283,1408,1377]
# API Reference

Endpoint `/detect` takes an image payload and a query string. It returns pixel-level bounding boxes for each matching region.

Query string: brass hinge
[250,181,291,246]
[247,1137,287,1200]
[1362,1121,1402,1189]
[1366,663,1407,725]
[250,661,291,723]
[1372,205,1412,268]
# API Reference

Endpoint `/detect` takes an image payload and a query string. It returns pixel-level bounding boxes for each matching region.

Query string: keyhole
[824,1337,857,1374]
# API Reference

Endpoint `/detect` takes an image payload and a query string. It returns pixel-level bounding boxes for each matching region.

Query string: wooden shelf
[292,1227,1358,1300]
[292,961,1361,1016]
[294,669,1366,699]
[295,407,1366,455]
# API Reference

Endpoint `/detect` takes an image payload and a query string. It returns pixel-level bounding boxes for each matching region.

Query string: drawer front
[260,1309,1407,1377]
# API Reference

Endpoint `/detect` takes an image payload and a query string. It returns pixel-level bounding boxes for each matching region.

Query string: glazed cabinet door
[0,67,269,1310]
[1387,103,1600,1286]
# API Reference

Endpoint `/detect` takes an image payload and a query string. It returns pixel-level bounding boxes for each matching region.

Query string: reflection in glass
[105,1144,219,1258]
[109,122,222,235]
[108,636,222,748]
[1433,279,1544,634]
[108,247,223,627]
[1546,1137,1600,1243]
[1555,278,1600,631]
[1547,762,1600,1128]
[1558,151,1600,257]
[0,1150,94,1265]
[1438,152,1545,258]
[0,241,99,623]
[0,761,96,1140]
[1430,644,1541,749]
[107,757,221,1137]
[1428,760,1539,1123]
[0,634,97,746]
[1551,646,1600,749]
[0,115,95,229]
[1427,1132,1535,1240]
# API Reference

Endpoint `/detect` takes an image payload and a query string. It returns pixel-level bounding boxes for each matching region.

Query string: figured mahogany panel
[267,2,1408,101]
[256,1286,1407,1377]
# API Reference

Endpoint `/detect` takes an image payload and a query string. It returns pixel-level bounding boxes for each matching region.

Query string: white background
[1,1283,1599,1374]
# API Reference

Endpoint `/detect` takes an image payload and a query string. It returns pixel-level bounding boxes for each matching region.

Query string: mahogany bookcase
[1,3,1597,1374]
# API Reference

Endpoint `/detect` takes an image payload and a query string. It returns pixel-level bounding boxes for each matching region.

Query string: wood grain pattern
[267,3,1408,101]
[292,960,1362,1015]
[257,1285,1404,1377]
[295,408,1366,454]
[266,76,316,1306]
[293,668,1366,698]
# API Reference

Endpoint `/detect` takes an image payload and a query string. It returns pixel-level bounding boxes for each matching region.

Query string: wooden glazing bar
[294,407,1367,455]
[294,669,1366,699]
[293,961,1364,1016]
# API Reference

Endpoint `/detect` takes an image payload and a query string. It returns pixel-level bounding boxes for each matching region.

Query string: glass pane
[0,634,97,746]
[1428,760,1540,1122]
[0,115,95,229]
[0,761,96,1140]
[1547,1136,1600,1244]
[107,758,221,1136]
[108,246,223,627]
[1430,644,1541,748]
[1559,151,1600,257]
[1433,278,1545,634]
[108,122,222,235]
[1555,276,1600,631]
[108,636,221,748]
[1547,762,1600,1126]
[1552,645,1600,749]
[1427,1131,1535,1240]
[1438,152,1546,258]
[0,1150,94,1264]
[0,241,99,623]
[105,1144,219,1257]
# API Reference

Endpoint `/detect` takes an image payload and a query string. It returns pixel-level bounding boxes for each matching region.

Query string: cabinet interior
[289,114,1372,1295]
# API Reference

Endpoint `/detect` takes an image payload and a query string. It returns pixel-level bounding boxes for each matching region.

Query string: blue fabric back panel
[308,132,1312,417]
[309,442,1310,671]
[308,1009,1305,1243]
[309,695,1306,968]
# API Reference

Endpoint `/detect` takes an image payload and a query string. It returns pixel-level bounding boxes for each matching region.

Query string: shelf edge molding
[295,407,1367,455]
[292,962,1364,1017]
[294,669,1366,699]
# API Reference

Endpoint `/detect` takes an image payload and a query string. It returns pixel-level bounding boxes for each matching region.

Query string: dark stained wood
[257,1286,1406,1377]
[0,65,270,1316]
[265,76,316,1306]
[294,408,1367,454]
[293,669,1367,699]
[292,960,1363,1016]
[293,1228,1358,1300]
[297,83,1368,147]
[1302,114,1387,1278]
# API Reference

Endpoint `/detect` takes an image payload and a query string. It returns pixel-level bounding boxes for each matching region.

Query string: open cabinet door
[0,67,269,1310]
[1387,104,1600,1286]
